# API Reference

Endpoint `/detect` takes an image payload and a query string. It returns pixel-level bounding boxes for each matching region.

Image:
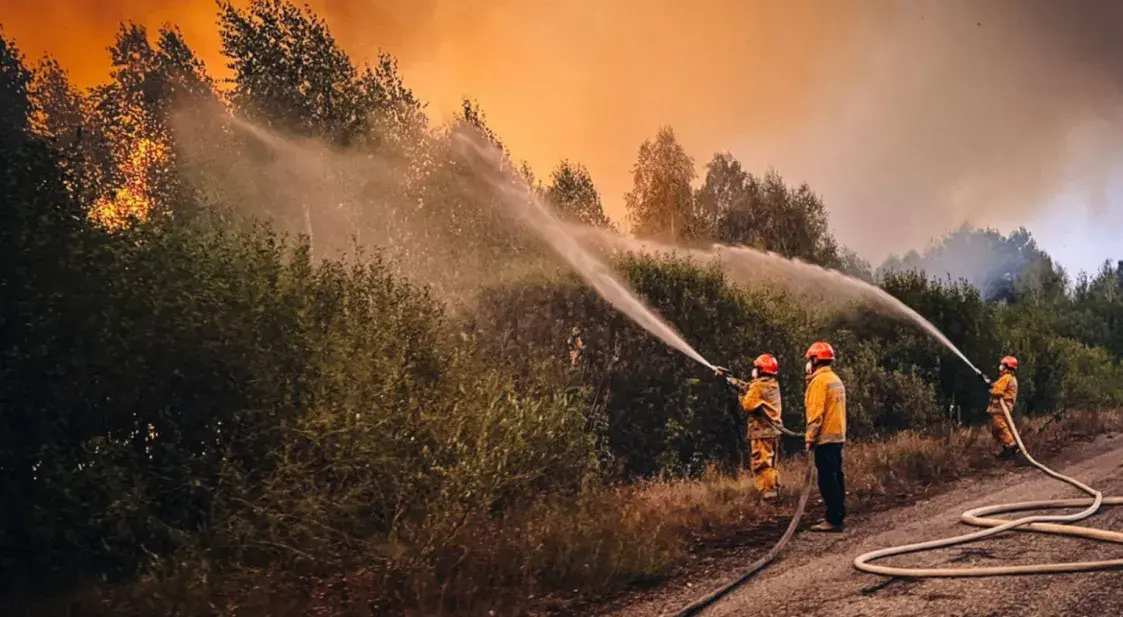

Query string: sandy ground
[599,434,1123,617]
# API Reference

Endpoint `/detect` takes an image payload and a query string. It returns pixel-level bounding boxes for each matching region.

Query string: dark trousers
[814,442,846,526]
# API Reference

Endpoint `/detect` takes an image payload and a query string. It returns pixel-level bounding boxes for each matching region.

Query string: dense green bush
[833,341,943,435]
[2,210,600,592]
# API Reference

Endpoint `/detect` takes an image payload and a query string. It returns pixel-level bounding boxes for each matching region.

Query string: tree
[839,247,874,282]
[219,0,369,143]
[546,160,612,228]
[28,58,86,150]
[151,26,218,111]
[0,27,32,151]
[218,0,366,249]
[217,1,430,253]
[695,152,748,241]
[85,23,172,228]
[80,23,223,228]
[624,126,697,242]
[28,57,110,206]
[1,31,119,590]
[746,170,840,265]
[696,152,842,266]
[353,53,427,154]
[457,98,508,157]
[1068,260,1123,359]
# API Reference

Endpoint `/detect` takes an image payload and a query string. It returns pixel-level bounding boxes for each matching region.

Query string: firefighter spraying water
[986,355,1023,462]
[452,125,1123,615]
[743,354,784,500]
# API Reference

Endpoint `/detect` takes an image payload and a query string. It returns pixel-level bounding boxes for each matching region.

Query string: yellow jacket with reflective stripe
[988,373,1018,415]
[741,377,782,439]
[805,366,846,445]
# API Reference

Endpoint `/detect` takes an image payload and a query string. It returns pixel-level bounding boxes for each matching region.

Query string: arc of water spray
[450,127,985,381]
[450,130,717,372]
[572,228,986,378]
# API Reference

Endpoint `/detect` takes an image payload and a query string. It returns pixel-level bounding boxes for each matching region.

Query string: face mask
[751,368,759,380]
[805,361,813,375]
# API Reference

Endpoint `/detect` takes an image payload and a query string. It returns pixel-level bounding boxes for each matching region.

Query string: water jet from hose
[450,128,718,372]
[573,228,986,377]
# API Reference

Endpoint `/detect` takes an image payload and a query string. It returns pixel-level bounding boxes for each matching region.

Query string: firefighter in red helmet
[804,342,847,532]
[988,355,1020,459]
[739,354,783,500]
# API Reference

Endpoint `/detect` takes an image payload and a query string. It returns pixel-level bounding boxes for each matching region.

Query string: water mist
[450,129,718,372]
[573,228,986,377]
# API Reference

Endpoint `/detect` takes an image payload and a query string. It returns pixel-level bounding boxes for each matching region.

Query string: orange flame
[88,136,171,231]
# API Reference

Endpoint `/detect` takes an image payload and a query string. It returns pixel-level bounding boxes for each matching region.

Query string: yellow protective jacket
[740,377,782,439]
[805,366,846,445]
[988,372,1018,415]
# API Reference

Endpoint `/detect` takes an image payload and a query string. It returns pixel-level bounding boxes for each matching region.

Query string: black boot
[1011,447,1030,467]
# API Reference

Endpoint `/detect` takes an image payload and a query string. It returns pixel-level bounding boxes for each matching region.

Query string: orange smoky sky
[5,0,1123,269]
[1,0,877,225]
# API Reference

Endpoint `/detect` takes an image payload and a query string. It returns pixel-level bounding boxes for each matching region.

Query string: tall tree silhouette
[546,159,612,228]
[624,126,696,242]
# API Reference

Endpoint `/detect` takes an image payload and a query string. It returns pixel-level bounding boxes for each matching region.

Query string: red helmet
[753,353,779,375]
[1000,355,1018,370]
[805,341,835,362]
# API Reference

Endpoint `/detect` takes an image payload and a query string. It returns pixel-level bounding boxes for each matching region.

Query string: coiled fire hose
[853,399,1123,577]
[665,373,816,617]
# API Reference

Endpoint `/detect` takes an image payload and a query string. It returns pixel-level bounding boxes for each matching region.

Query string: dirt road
[603,434,1123,617]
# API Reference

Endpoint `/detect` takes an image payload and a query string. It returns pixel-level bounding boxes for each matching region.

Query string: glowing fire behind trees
[88,132,171,231]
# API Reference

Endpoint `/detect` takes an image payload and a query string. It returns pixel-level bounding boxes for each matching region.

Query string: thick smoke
[4,0,1123,271]
[779,0,1123,267]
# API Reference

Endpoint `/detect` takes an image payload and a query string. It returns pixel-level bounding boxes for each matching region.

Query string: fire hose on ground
[852,398,1123,577]
[665,376,816,617]
[667,377,1123,617]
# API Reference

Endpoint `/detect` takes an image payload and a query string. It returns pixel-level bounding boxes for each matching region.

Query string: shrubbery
[2,205,601,597]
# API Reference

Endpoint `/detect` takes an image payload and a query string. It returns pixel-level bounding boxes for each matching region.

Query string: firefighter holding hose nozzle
[804,341,847,533]
[743,354,784,500]
[985,355,1021,460]
[715,357,784,500]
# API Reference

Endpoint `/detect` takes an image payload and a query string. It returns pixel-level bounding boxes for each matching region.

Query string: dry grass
[385,409,1123,615]
[17,411,1123,617]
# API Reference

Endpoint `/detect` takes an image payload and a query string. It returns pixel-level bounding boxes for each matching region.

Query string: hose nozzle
[976,368,991,386]
[713,366,748,392]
